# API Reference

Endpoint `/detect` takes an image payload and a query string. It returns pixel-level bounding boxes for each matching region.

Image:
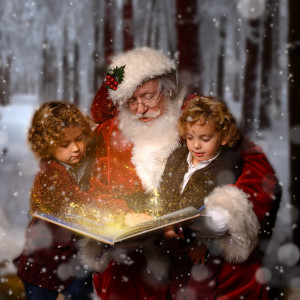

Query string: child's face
[186,121,226,165]
[52,126,86,165]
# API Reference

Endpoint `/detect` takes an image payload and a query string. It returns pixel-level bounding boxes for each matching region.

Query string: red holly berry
[104,65,125,90]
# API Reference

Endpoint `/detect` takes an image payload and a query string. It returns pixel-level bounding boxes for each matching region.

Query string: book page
[33,212,121,244]
[114,206,201,241]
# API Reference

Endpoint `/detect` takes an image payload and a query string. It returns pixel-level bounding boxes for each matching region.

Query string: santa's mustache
[130,110,161,120]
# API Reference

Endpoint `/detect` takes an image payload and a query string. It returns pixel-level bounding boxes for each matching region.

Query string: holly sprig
[104,65,125,90]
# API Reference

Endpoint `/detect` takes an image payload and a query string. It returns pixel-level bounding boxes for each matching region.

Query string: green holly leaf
[111,65,125,83]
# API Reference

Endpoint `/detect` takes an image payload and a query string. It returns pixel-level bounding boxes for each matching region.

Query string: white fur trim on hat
[203,185,260,263]
[108,47,176,105]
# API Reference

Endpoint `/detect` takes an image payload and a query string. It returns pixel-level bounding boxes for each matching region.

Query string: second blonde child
[160,95,243,300]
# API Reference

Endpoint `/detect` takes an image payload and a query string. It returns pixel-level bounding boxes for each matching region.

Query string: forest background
[0,0,299,299]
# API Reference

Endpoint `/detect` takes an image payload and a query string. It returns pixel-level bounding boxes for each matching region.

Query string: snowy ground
[0,94,299,297]
[0,95,39,262]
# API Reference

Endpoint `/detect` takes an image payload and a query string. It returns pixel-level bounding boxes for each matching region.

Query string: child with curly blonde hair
[160,95,244,299]
[13,101,98,299]
[13,101,140,299]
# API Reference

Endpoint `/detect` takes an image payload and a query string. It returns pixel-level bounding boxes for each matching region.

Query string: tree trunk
[176,0,201,94]
[49,43,58,100]
[92,0,103,93]
[122,0,134,51]
[217,15,226,101]
[150,1,160,49]
[240,18,261,136]
[62,25,70,100]
[259,0,274,130]
[39,39,57,102]
[162,0,177,56]
[289,0,300,249]
[0,57,4,105]
[73,41,80,106]
[104,0,115,62]
[4,55,11,104]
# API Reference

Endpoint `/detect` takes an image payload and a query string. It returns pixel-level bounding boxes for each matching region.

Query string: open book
[33,206,211,245]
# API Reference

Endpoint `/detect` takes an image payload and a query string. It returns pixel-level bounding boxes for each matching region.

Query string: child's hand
[163,225,184,258]
[163,225,179,239]
[184,242,207,265]
[124,212,153,227]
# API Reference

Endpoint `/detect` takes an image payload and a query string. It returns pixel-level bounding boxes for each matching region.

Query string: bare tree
[39,39,58,102]
[62,24,70,100]
[0,54,12,105]
[92,0,104,93]
[73,40,80,106]
[216,15,226,100]
[289,0,300,249]
[0,56,3,105]
[240,18,262,135]
[104,0,115,62]
[176,0,202,93]
[123,0,134,51]
[259,0,276,130]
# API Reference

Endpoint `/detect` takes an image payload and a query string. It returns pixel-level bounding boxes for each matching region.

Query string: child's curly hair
[28,101,94,160]
[178,95,240,147]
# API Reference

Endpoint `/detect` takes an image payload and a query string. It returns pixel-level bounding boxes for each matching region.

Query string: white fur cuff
[91,291,101,300]
[77,237,114,273]
[203,185,260,263]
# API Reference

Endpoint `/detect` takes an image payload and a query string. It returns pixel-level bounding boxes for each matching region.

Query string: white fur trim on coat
[90,291,101,300]
[77,237,114,273]
[109,47,176,105]
[203,185,260,263]
[78,236,171,282]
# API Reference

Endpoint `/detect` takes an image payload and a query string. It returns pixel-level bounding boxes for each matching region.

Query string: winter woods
[0,0,288,135]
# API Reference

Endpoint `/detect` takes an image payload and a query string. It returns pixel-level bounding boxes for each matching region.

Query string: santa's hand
[163,225,179,239]
[124,212,154,227]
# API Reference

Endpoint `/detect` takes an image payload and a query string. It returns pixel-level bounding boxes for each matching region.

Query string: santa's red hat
[106,47,176,105]
[91,47,176,124]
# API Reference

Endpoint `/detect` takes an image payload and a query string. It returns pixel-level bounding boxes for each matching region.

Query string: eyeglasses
[126,87,164,110]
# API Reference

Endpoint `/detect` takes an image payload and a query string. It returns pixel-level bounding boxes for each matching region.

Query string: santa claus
[81,47,280,300]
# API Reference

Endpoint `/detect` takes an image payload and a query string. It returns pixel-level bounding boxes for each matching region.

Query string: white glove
[188,209,228,238]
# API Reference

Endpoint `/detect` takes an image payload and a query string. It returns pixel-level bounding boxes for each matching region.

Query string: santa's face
[126,79,165,122]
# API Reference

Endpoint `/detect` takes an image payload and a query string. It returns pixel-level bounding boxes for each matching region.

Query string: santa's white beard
[118,95,184,192]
